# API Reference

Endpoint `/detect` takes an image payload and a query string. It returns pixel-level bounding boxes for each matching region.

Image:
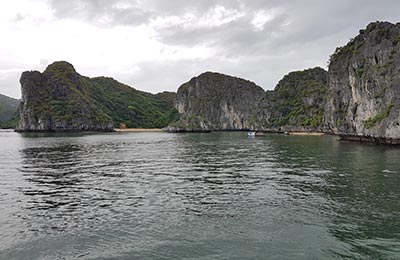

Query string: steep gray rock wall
[169,68,328,133]
[16,62,114,132]
[325,22,400,143]
[170,72,266,131]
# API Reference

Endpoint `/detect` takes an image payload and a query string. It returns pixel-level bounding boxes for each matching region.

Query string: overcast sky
[1,0,399,99]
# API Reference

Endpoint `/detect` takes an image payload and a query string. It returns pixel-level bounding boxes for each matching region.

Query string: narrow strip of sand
[114,128,163,132]
[288,132,325,136]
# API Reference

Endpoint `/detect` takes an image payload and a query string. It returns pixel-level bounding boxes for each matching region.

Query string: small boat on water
[248,131,265,137]
[247,131,256,137]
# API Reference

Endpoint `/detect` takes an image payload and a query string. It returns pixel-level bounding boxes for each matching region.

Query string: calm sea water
[0,130,399,260]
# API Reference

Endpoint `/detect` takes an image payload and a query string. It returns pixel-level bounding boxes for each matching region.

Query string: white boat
[247,131,256,137]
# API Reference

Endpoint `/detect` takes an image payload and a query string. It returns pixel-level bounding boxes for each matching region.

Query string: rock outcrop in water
[167,72,266,131]
[167,68,328,132]
[168,21,400,144]
[17,62,114,132]
[16,61,179,132]
[325,21,400,144]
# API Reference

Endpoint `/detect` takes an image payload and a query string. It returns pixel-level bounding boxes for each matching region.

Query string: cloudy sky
[1,0,399,99]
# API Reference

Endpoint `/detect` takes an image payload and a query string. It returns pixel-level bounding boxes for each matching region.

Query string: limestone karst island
[1,22,398,144]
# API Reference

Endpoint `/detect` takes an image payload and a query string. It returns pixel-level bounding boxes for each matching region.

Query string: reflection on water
[0,131,399,259]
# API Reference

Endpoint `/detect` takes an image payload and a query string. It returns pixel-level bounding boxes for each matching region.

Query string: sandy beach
[114,128,163,132]
[288,132,325,136]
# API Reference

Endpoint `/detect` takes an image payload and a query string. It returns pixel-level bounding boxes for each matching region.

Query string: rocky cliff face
[16,61,179,132]
[17,62,113,132]
[170,21,400,144]
[169,68,328,132]
[325,22,400,143]
[169,72,266,131]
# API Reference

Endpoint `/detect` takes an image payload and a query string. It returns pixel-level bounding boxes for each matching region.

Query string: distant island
[0,21,398,144]
[0,93,20,129]
[15,61,179,132]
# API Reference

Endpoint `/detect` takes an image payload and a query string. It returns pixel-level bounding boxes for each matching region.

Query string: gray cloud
[49,0,153,26]
[48,0,400,58]
[154,0,400,56]
[49,0,243,21]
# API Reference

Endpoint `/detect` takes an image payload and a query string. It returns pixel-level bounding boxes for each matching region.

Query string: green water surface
[0,131,399,259]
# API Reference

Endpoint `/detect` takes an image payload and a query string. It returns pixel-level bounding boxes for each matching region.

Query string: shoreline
[287,132,325,136]
[114,128,163,132]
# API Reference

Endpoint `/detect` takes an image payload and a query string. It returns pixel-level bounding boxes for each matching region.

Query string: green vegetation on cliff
[87,77,179,128]
[18,61,179,131]
[0,93,20,128]
[19,63,112,131]
[364,103,394,129]
[266,67,328,129]
[155,91,177,107]
[169,68,328,132]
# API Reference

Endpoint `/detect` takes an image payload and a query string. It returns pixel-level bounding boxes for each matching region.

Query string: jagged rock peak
[330,21,400,63]
[364,21,399,33]
[44,61,77,74]
[42,61,79,84]
[275,67,328,91]
[189,71,260,88]
[196,71,237,79]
